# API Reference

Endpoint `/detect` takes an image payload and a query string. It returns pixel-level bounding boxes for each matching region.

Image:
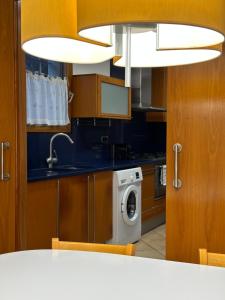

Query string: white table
[1,250,225,300]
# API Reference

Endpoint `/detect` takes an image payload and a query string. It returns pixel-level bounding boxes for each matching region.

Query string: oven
[155,165,166,199]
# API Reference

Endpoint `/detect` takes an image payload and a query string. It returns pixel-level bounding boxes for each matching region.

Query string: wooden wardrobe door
[0,0,18,253]
[166,52,225,263]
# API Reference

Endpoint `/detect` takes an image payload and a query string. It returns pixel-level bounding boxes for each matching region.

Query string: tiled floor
[135,224,166,259]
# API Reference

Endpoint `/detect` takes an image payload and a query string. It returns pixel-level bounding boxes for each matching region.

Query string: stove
[113,145,166,161]
[129,152,166,161]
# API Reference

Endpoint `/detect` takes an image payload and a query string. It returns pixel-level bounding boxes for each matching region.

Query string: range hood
[131,68,167,112]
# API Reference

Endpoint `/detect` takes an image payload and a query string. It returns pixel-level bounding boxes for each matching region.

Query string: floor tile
[142,232,166,256]
[135,224,166,259]
[135,241,164,259]
[154,224,166,238]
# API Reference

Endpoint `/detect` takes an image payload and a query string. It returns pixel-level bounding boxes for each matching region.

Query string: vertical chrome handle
[93,175,96,243]
[173,143,182,189]
[1,142,10,181]
[87,176,90,242]
[56,180,60,238]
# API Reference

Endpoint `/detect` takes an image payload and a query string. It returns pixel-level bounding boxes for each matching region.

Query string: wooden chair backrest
[199,249,225,267]
[52,238,135,256]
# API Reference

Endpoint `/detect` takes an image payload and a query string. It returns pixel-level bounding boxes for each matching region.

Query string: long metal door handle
[87,176,90,242]
[1,142,10,181]
[93,175,96,243]
[173,143,182,189]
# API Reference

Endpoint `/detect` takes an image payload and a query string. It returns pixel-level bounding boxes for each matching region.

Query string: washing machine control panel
[115,167,143,187]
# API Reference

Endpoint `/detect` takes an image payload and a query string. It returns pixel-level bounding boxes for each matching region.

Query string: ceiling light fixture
[21,0,115,64]
[77,0,225,86]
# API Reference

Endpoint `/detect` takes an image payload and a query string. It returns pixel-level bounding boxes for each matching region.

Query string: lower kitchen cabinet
[141,165,165,223]
[59,171,112,243]
[91,172,112,243]
[26,180,58,249]
[59,175,89,242]
[26,171,112,249]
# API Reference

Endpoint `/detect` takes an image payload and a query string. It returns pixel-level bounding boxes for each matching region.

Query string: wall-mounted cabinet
[71,74,131,120]
[146,68,167,123]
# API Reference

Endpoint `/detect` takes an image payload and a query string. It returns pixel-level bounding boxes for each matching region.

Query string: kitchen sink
[45,167,83,177]
[45,166,85,174]
[29,165,94,178]
[53,166,83,171]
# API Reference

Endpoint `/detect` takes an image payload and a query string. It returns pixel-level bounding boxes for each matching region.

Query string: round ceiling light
[80,25,222,68]
[21,0,115,64]
[77,0,225,85]
[77,0,225,49]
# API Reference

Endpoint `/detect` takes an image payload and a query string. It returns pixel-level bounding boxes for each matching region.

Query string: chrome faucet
[46,133,74,169]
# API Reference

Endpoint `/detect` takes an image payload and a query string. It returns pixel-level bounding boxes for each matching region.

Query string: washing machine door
[121,185,139,226]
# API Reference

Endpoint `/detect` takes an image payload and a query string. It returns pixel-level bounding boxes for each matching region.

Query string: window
[26,55,71,131]
[25,54,65,77]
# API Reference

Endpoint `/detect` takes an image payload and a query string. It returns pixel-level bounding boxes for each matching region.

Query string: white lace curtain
[26,72,70,126]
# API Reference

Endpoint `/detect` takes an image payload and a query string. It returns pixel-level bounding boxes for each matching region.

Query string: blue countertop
[28,157,166,182]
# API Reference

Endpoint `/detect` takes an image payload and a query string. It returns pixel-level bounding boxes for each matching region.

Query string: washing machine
[108,167,143,245]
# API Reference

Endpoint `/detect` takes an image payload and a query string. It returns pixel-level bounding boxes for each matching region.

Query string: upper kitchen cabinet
[146,68,167,122]
[25,54,73,133]
[71,74,131,120]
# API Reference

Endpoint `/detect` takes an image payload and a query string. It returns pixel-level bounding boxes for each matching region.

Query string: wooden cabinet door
[98,75,131,119]
[71,74,131,120]
[91,171,112,243]
[166,52,225,263]
[0,0,18,253]
[146,68,167,122]
[59,172,112,244]
[142,165,165,222]
[151,68,167,109]
[26,180,58,249]
[59,175,89,242]
[142,166,155,221]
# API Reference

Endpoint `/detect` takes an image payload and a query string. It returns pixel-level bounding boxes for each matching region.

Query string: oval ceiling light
[21,0,115,64]
[112,28,222,68]
[77,0,225,85]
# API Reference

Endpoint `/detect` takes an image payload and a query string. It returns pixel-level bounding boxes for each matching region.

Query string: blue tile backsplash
[27,112,166,170]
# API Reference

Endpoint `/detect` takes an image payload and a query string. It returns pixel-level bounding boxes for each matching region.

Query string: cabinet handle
[87,176,90,241]
[1,142,10,181]
[173,143,182,189]
[68,91,74,103]
[56,180,60,238]
[93,175,96,243]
